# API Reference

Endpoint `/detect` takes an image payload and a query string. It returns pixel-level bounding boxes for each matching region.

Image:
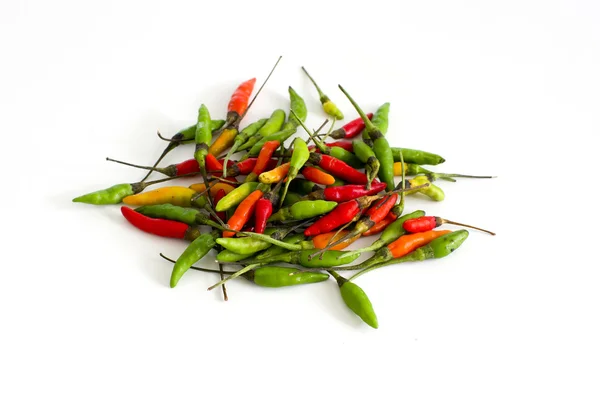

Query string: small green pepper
[134,204,223,230]
[216,249,252,263]
[269,200,337,222]
[72,183,135,205]
[280,137,310,206]
[282,192,303,207]
[302,66,344,120]
[215,182,261,212]
[352,140,380,189]
[237,109,287,152]
[330,271,378,329]
[404,176,445,201]
[391,148,445,166]
[170,230,220,288]
[241,128,297,160]
[287,86,307,127]
[249,266,329,287]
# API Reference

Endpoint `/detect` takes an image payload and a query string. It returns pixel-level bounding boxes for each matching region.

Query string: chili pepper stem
[301,66,326,98]
[207,263,260,291]
[441,219,496,235]
[432,173,497,181]
[337,85,377,132]
[106,157,169,175]
[291,110,329,153]
[160,253,235,275]
[218,262,229,301]
[140,141,177,182]
[156,131,191,143]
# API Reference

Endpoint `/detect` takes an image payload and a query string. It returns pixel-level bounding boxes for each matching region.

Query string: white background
[1,0,599,399]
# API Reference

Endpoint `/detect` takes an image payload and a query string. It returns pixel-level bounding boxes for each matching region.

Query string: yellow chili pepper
[123,186,196,207]
[258,162,291,184]
[209,128,238,157]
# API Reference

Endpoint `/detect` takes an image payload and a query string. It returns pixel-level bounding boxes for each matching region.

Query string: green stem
[301,66,326,98]
[207,263,260,291]
[337,85,377,132]
[347,251,423,281]
[291,110,329,153]
[160,253,236,275]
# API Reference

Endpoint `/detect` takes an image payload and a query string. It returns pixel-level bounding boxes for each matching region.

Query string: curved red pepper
[254,198,273,234]
[228,78,256,117]
[311,153,368,185]
[403,216,437,233]
[323,181,387,202]
[329,113,374,139]
[304,200,360,236]
[365,193,398,223]
[121,207,188,238]
[175,159,201,176]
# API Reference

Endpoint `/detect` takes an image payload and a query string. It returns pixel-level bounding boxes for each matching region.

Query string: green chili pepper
[249,266,329,287]
[403,176,445,201]
[215,182,261,212]
[343,210,426,258]
[391,148,445,166]
[339,86,395,190]
[72,183,135,205]
[241,128,297,160]
[328,177,346,187]
[352,140,380,190]
[222,118,269,176]
[287,86,307,127]
[194,104,213,197]
[330,271,378,329]
[237,109,286,152]
[170,230,220,288]
[208,249,359,291]
[289,179,320,195]
[363,102,390,141]
[282,191,303,207]
[327,146,363,169]
[133,204,223,230]
[216,226,298,255]
[254,233,304,260]
[269,200,337,222]
[348,230,469,281]
[302,66,344,120]
[280,137,310,206]
[216,249,252,263]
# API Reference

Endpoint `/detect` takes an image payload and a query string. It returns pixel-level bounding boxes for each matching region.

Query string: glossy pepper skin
[222,119,268,174]
[123,186,196,207]
[353,140,380,190]
[73,183,135,205]
[402,176,445,201]
[243,128,296,159]
[349,230,469,281]
[339,85,395,190]
[287,87,308,127]
[215,182,261,212]
[247,266,329,287]
[280,137,310,205]
[365,102,390,139]
[226,78,256,123]
[268,200,337,222]
[302,66,343,120]
[121,207,202,241]
[245,140,280,182]
[222,189,264,238]
[307,181,387,203]
[194,104,213,177]
[133,204,223,231]
[253,181,282,234]
[332,272,378,329]
[308,153,368,185]
[231,250,361,269]
[215,226,291,255]
[329,113,373,139]
[170,230,220,288]
[237,109,286,152]
[391,148,445,166]
[301,166,335,186]
[304,200,360,237]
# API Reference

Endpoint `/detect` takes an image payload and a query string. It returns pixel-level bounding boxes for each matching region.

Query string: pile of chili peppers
[73,57,496,329]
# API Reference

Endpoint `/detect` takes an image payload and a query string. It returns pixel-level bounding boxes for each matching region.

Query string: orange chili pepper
[189,182,236,198]
[362,213,397,236]
[222,189,263,238]
[245,140,280,182]
[123,186,196,207]
[258,162,291,184]
[302,166,335,186]
[228,78,256,117]
[312,231,360,250]
[387,230,452,258]
[209,127,238,157]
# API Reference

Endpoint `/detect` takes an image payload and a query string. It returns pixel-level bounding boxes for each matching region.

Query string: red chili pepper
[174,159,201,176]
[228,78,256,118]
[223,189,264,238]
[246,140,280,182]
[212,189,227,223]
[304,200,360,237]
[403,216,496,235]
[206,154,223,171]
[328,113,373,139]
[307,181,387,203]
[308,153,367,184]
[362,213,396,236]
[224,158,278,177]
[253,180,283,234]
[309,141,354,153]
[121,206,192,239]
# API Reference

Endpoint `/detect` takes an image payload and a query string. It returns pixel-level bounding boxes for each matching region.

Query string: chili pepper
[391,148,445,165]
[327,114,373,139]
[223,158,275,178]
[193,104,214,203]
[188,182,236,198]
[339,86,395,190]
[131,204,225,231]
[222,189,263,238]
[301,66,343,120]
[306,181,387,202]
[245,140,280,182]
[215,182,264,212]
[237,109,286,152]
[72,173,200,205]
[224,78,256,126]
[258,162,290,184]
[106,156,201,178]
[170,230,220,288]
[209,248,360,290]
[364,102,390,140]
[307,153,367,184]
[293,113,363,168]
[349,230,469,281]
[287,86,307,127]
[254,233,304,260]
[123,186,196,207]
[254,181,283,234]
[312,231,360,250]
[340,210,426,259]
[269,200,337,222]
[330,270,378,329]
[309,140,354,153]
[362,213,395,236]
[400,175,445,201]
[216,222,308,255]
[403,216,496,235]
[241,128,296,160]
[283,192,302,207]
[289,179,320,195]
[301,166,335,186]
[352,140,380,190]
[222,119,268,176]
[121,207,203,241]
[280,137,310,206]
[315,193,399,256]
[392,162,495,182]
[216,249,253,263]
[334,230,452,271]
[163,254,329,288]
[140,119,224,182]
[212,189,227,223]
